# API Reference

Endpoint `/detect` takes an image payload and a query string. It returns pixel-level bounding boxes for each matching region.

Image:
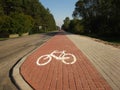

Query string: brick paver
[20,32,112,90]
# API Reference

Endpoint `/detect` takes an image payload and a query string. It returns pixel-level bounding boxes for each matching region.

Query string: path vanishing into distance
[0,32,57,90]
[0,31,120,90]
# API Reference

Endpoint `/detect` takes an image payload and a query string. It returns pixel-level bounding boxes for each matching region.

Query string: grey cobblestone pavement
[67,34,120,90]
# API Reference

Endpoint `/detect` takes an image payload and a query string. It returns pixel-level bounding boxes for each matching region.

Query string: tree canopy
[63,0,120,37]
[0,0,56,36]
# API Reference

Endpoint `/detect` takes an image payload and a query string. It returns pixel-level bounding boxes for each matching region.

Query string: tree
[69,19,84,34]
[0,0,4,15]
[73,0,120,36]
[0,0,56,35]
[62,17,70,31]
[10,13,34,35]
[0,15,12,33]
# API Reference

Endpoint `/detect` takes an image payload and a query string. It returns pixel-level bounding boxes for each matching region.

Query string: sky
[39,0,77,27]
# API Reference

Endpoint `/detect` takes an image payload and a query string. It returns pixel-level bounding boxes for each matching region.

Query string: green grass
[0,38,8,41]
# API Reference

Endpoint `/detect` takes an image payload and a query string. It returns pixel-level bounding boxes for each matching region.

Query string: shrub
[0,13,34,36]
[0,15,16,34]
[10,13,34,35]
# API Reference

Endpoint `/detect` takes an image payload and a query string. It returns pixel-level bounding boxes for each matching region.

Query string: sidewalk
[18,32,112,90]
[67,34,120,90]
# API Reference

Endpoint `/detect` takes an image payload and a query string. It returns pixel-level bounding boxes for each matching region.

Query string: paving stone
[20,32,112,90]
[67,34,120,90]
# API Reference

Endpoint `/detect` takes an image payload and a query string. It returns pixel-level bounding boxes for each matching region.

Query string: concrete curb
[11,34,56,90]
[12,56,33,90]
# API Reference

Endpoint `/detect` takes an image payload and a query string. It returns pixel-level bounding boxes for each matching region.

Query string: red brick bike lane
[20,32,112,90]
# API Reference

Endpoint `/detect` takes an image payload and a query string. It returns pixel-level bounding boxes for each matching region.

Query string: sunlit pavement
[20,32,112,90]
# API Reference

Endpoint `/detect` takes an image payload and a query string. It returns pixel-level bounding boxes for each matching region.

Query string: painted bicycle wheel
[36,55,52,66]
[62,53,76,64]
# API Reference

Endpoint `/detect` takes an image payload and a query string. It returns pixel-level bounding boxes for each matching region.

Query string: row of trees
[62,17,84,34]
[62,0,120,36]
[0,0,56,36]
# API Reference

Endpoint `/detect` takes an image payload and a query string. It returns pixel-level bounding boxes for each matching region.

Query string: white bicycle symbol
[36,50,77,66]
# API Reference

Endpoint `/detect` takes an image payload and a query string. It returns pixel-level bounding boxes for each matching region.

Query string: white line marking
[36,50,77,66]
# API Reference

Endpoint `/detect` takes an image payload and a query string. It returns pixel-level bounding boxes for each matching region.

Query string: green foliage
[62,17,70,31]
[20,0,56,33]
[0,13,34,35]
[72,22,84,34]
[0,4,4,15]
[62,18,84,34]
[71,0,120,36]
[10,13,34,35]
[0,0,56,35]
[0,15,13,33]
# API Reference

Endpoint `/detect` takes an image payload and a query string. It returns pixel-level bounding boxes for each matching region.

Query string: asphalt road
[0,32,57,90]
